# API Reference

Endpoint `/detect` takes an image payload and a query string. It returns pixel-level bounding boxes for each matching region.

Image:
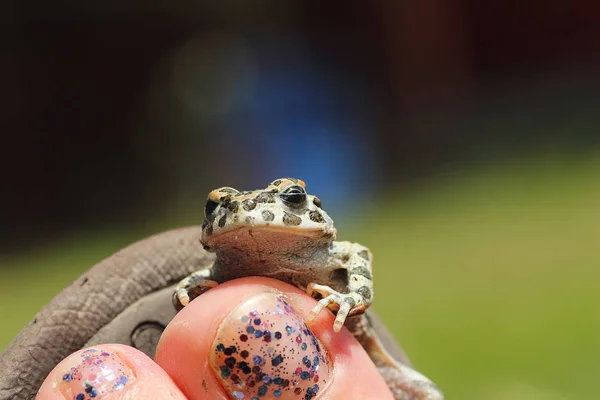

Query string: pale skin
[37,278,395,399]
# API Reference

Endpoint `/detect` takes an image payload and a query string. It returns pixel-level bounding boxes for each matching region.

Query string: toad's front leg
[173,264,219,310]
[307,241,373,332]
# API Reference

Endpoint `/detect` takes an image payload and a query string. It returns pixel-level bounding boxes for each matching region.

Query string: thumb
[156,276,394,399]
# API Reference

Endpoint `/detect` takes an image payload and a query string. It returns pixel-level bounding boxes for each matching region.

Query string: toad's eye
[205,198,219,217]
[280,185,307,207]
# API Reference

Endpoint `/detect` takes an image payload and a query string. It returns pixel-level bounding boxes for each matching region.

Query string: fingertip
[37,344,186,400]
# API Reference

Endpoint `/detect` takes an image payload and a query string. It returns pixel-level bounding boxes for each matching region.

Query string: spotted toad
[174,178,443,400]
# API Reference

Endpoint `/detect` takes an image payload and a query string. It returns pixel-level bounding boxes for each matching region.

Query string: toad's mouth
[201,224,336,251]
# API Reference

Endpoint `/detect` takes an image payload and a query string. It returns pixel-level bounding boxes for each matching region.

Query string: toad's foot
[306,283,368,332]
[173,267,218,311]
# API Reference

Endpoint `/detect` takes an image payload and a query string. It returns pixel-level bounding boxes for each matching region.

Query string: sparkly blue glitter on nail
[253,355,262,365]
[247,326,255,334]
[257,385,268,396]
[220,366,231,379]
[254,330,263,338]
[302,355,311,368]
[254,318,261,325]
[305,384,320,399]
[271,355,283,366]
[232,390,244,398]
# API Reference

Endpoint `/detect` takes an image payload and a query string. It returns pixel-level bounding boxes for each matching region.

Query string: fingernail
[57,348,135,399]
[211,293,332,399]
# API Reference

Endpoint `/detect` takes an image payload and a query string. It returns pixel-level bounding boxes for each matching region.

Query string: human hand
[37,277,394,399]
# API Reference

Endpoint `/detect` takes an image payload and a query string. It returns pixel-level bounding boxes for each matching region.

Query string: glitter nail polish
[57,348,135,399]
[211,293,331,399]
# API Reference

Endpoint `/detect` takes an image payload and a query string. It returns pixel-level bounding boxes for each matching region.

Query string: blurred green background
[2,1,600,399]
[3,153,599,399]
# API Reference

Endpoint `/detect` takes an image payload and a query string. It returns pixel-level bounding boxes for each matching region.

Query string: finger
[156,277,393,400]
[36,344,186,400]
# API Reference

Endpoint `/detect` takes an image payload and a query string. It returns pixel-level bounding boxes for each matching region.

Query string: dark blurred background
[2,1,600,398]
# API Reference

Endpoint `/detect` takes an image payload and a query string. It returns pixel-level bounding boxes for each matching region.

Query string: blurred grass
[1,152,599,399]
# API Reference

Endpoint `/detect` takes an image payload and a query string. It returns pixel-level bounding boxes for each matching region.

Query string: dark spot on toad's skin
[233,215,239,223]
[205,223,213,236]
[272,179,282,186]
[322,231,335,239]
[245,216,255,224]
[227,200,240,213]
[309,210,324,223]
[256,192,275,203]
[313,197,322,209]
[343,297,356,308]
[357,250,370,261]
[205,199,219,220]
[242,198,257,211]
[218,215,227,228]
[219,195,232,203]
[283,211,302,226]
[331,268,348,286]
[202,219,209,229]
[352,266,372,280]
[261,210,275,221]
[357,286,372,300]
